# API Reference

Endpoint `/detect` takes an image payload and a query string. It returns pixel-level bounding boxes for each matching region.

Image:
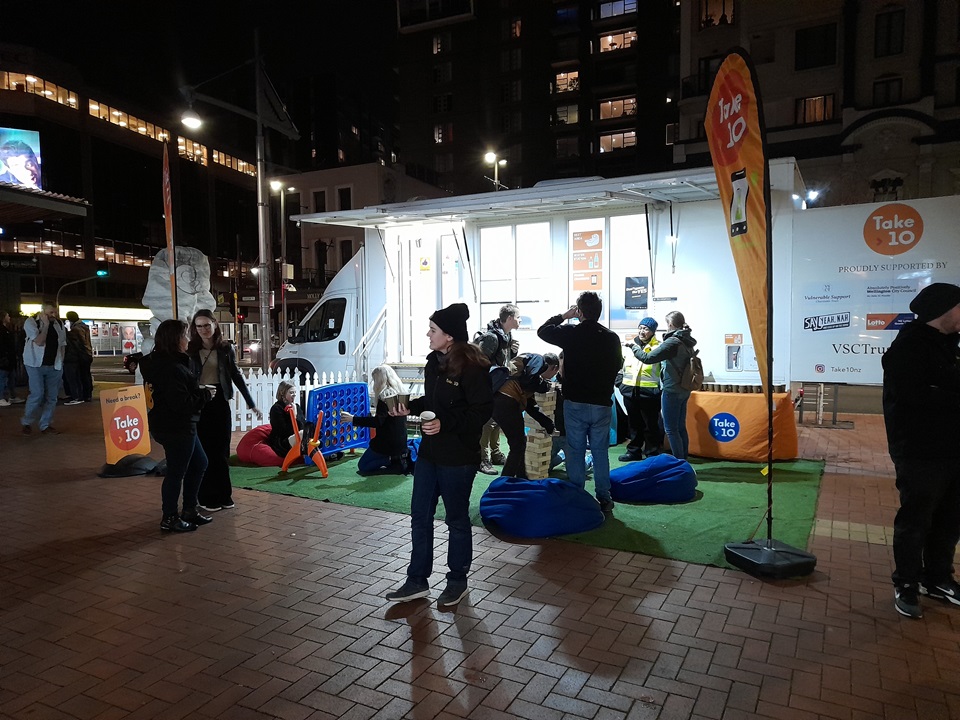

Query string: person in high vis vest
[618,317,662,462]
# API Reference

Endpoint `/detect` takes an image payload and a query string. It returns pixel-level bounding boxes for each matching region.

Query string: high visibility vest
[621,337,660,389]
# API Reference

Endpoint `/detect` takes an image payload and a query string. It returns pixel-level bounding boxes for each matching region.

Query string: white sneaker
[0,399,10,407]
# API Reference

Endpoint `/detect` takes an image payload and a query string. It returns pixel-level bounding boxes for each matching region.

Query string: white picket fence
[229,368,361,432]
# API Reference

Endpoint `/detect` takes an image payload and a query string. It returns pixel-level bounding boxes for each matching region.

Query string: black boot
[161,514,197,533]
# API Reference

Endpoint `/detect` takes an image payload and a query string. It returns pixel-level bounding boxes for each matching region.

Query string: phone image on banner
[729,168,748,237]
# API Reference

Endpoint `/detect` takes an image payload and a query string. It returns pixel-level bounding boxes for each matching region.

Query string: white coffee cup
[419,411,436,422]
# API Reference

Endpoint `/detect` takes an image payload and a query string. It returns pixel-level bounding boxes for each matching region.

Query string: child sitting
[341,365,411,475]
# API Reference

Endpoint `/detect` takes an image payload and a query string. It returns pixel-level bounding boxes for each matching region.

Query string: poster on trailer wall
[791,196,960,384]
[0,127,42,189]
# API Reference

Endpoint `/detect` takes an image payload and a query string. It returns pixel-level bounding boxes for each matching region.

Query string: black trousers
[891,457,960,587]
[492,393,527,479]
[196,387,234,507]
[624,390,663,455]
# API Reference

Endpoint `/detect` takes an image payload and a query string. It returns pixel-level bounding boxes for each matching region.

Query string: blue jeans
[23,365,61,430]
[153,430,208,516]
[0,368,9,399]
[358,448,393,474]
[660,389,691,460]
[408,458,477,585]
[564,399,612,502]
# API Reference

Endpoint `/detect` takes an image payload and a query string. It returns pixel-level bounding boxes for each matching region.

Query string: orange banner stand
[99,385,157,477]
[686,392,798,462]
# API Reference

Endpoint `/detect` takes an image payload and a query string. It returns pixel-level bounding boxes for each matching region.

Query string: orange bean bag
[236,424,283,467]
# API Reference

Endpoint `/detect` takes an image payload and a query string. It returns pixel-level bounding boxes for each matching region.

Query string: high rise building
[395,0,681,195]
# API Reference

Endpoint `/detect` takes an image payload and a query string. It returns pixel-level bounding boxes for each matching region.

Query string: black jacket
[350,400,409,457]
[268,400,304,458]
[188,342,257,408]
[140,351,210,435]
[537,314,622,406]
[882,320,960,460]
[407,349,493,466]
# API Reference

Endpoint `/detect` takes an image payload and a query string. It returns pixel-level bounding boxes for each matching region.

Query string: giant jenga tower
[523,389,557,479]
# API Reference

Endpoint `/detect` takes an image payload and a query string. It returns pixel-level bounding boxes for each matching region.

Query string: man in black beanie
[883,282,960,618]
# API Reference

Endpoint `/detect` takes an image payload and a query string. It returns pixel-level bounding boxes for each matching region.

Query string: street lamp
[270,180,296,340]
[179,31,299,371]
[484,151,507,191]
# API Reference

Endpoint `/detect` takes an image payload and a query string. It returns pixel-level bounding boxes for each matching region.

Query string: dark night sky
[1,1,398,156]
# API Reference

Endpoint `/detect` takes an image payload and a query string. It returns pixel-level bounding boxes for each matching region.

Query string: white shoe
[0,399,10,407]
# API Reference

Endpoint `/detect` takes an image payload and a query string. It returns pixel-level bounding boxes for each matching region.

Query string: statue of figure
[140,247,216,355]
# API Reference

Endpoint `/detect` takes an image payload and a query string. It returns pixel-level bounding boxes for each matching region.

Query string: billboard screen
[0,127,42,189]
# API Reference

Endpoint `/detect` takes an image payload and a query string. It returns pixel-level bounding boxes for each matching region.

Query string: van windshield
[300,297,347,342]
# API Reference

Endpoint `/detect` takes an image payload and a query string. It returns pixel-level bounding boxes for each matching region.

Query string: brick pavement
[1,401,958,719]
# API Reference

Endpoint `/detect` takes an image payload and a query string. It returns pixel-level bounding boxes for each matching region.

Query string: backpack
[671,348,703,391]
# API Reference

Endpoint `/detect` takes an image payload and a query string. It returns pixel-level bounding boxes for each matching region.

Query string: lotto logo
[815,364,826,373]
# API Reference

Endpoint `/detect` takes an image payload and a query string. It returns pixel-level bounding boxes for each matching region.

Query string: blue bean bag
[610,454,697,503]
[480,476,605,538]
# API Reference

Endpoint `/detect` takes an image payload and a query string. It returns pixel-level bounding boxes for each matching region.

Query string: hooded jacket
[882,319,960,460]
[632,327,697,394]
[139,351,210,435]
[407,349,493,466]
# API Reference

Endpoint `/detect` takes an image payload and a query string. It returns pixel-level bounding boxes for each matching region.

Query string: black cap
[909,283,960,322]
[429,302,470,342]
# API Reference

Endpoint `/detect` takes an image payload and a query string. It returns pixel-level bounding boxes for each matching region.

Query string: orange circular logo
[109,405,145,451]
[863,204,923,256]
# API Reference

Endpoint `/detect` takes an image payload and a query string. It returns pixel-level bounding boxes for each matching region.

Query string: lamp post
[484,151,507,191]
[270,180,296,340]
[179,31,299,371]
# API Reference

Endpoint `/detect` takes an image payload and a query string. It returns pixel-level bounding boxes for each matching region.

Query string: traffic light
[237,308,246,322]
[95,262,109,277]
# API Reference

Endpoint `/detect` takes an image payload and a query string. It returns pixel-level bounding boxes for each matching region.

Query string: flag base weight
[99,454,159,478]
[724,538,816,579]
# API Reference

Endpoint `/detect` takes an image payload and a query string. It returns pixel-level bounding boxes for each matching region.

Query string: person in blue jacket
[384,303,493,607]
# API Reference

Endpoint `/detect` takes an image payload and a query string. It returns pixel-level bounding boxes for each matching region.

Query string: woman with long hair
[267,381,303,459]
[139,318,216,532]
[341,364,411,475]
[187,309,262,511]
[630,311,697,460]
[385,303,493,607]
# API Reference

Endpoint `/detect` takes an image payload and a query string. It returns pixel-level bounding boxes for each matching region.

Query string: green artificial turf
[229,446,823,569]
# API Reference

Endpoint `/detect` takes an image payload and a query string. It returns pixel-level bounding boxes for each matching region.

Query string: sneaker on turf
[490,450,506,465]
[385,579,430,602]
[920,579,960,606]
[598,498,615,513]
[478,461,498,475]
[437,582,468,607]
[894,584,923,618]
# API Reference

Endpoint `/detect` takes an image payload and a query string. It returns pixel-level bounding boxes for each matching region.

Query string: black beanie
[430,302,470,342]
[909,283,960,322]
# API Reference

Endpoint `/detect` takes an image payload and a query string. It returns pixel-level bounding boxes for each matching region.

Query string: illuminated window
[555,71,580,93]
[700,0,734,28]
[511,19,521,38]
[599,96,636,119]
[434,123,453,144]
[432,32,451,54]
[599,0,637,18]
[176,136,208,166]
[598,29,637,52]
[795,94,835,124]
[0,72,78,108]
[599,130,636,152]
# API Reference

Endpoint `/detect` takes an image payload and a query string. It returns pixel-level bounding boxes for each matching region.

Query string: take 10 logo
[709,412,740,443]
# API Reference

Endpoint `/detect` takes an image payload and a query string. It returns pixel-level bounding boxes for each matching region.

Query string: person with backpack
[630,311,698,460]
[475,304,520,474]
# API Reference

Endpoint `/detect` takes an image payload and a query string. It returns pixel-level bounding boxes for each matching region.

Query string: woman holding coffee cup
[385,303,493,607]
[341,364,411,475]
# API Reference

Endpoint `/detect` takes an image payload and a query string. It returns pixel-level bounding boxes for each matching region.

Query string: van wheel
[273,360,316,386]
